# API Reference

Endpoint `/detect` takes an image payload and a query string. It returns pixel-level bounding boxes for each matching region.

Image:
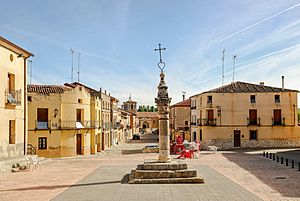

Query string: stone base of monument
[128,159,204,184]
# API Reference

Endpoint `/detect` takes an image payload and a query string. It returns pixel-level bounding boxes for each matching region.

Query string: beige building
[101,89,111,149]
[190,81,300,149]
[137,112,159,133]
[64,82,102,154]
[170,99,191,141]
[0,36,33,159]
[110,96,119,146]
[27,84,94,157]
[119,108,132,141]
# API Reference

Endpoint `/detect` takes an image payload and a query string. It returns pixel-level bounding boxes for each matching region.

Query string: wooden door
[101,132,105,150]
[274,109,281,125]
[207,110,214,120]
[249,110,257,125]
[76,134,82,155]
[234,130,241,147]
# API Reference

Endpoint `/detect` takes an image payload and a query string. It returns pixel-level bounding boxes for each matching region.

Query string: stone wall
[201,139,300,150]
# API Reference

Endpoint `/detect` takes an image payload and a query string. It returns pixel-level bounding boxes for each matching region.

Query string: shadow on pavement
[121,149,143,155]
[121,174,130,184]
[222,151,300,198]
[0,180,121,192]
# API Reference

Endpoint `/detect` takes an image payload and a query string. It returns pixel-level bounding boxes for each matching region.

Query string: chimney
[259,82,264,86]
[183,94,185,101]
[282,76,284,91]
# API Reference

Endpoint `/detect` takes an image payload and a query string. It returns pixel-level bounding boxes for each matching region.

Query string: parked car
[132,134,141,140]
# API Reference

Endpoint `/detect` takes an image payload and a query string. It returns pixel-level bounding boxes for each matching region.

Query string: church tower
[123,94,137,114]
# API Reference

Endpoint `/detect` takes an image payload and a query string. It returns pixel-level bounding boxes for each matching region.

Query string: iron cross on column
[155,43,166,72]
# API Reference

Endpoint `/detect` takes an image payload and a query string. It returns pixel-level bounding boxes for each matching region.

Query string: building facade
[137,112,159,133]
[27,84,93,157]
[0,36,33,159]
[190,81,300,149]
[170,99,191,141]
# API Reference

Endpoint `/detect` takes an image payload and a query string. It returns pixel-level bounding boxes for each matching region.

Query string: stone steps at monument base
[128,177,205,184]
[137,162,188,171]
[133,169,198,179]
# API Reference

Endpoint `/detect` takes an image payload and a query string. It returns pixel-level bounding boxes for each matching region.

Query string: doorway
[76,134,82,155]
[234,130,241,147]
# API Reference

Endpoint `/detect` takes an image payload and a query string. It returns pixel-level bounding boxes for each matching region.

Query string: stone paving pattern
[0,133,299,201]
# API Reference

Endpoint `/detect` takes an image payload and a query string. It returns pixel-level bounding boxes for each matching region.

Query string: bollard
[276,155,279,162]
[266,152,269,158]
[273,154,275,161]
[263,151,265,157]
[269,153,272,159]
[281,157,283,164]
[286,158,289,166]
[292,160,294,169]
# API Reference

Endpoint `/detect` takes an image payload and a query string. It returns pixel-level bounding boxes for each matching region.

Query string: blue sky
[1,0,300,106]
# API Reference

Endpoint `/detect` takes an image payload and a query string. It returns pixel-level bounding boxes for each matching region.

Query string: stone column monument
[128,44,204,184]
[155,72,171,163]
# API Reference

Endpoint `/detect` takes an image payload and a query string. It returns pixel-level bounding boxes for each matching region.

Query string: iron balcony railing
[272,117,285,126]
[247,117,261,126]
[35,120,50,130]
[191,106,197,110]
[5,89,22,105]
[60,120,99,129]
[203,118,217,126]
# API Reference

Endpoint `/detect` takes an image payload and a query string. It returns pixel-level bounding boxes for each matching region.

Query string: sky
[1,0,300,106]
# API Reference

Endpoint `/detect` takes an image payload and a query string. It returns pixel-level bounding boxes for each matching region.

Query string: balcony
[247,118,260,126]
[5,89,21,105]
[190,122,196,126]
[60,120,99,129]
[191,106,196,110]
[272,117,285,126]
[35,120,50,130]
[203,118,216,126]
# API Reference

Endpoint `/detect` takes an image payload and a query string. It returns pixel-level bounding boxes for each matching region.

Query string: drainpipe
[23,53,33,155]
[23,57,28,155]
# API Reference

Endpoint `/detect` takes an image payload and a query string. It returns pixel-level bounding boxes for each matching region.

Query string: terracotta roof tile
[203,81,298,94]
[137,112,159,118]
[27,84,70,95]
[171,99,191,107]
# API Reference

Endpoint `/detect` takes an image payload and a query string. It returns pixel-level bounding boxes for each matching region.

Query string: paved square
[0,133,299,201]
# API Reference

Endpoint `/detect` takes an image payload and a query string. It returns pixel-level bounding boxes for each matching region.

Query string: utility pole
[28,60,33,84]
[70,48,74,82]
[222,49,225,86]
[232,55,237,82]
[77,52,81,83]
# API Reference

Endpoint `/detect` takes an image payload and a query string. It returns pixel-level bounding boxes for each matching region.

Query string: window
[250,95,256,103]
[249,110,257,125]
[273,109,282,125]
[200,129,203,141]
[200,97,202,106]
[185,121,188,126]
[207,96,212,103]
[78,99,83,103]
[193,132,196,141]
[8,73,15,91]
[250,130,257,140]
[76,109,83,123]
[9,120,15,144]
[27,96,32,102]
[38,137,47,149]
[275,95,280,103]
[37,108,48,129]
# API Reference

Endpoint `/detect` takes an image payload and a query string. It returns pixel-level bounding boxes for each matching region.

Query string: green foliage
[138,105,157,112]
